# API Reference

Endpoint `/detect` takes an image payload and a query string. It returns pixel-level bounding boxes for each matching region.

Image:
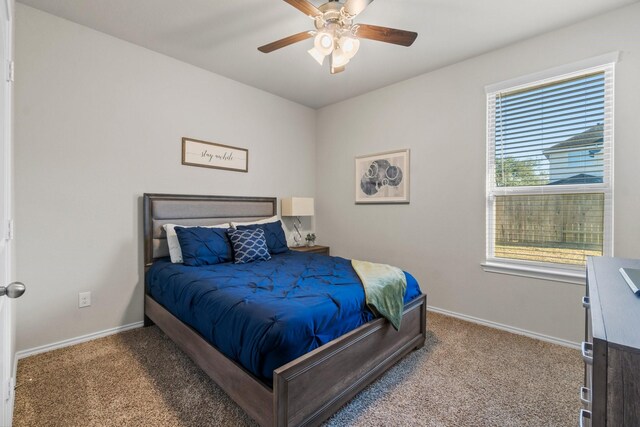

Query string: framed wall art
[182,137,248,173]
[355,149,410,204]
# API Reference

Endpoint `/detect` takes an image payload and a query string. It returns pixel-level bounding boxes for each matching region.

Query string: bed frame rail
[145,295,273,425]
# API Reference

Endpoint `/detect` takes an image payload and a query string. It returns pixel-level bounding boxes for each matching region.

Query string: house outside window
[484,60,615,284]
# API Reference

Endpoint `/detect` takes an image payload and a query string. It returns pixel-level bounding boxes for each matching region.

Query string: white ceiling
[18,0,637,108]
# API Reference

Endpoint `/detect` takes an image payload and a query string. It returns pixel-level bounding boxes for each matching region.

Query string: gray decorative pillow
[227,228,271,264]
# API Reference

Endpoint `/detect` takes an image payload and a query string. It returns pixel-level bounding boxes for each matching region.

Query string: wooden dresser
[582,257,640,426]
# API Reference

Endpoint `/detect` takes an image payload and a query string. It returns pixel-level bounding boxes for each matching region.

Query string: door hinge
[6,219,13,240]
[6,60,14,83]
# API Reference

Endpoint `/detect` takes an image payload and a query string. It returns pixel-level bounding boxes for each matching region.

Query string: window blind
[486,64,614,267]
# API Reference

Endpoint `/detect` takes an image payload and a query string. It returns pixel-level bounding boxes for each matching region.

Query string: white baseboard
[427,305,580,350]
[16,321,144,360]
[14,308,579,360]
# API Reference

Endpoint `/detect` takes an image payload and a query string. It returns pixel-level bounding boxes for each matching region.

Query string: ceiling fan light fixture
[314,32,334,55]
[338,35,360,59]
[307,47,325,65]
[257,0,418,75]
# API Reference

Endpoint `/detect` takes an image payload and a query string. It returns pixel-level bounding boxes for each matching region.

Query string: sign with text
[182,138,248,173]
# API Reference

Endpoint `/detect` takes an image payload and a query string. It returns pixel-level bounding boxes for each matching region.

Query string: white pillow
[230,215,279,229]
[163,223,229,263]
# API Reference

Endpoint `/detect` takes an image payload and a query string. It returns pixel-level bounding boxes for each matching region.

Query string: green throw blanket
[352,260,407,331]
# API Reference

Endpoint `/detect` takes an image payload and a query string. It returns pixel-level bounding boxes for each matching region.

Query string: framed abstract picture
[355,149,410,204]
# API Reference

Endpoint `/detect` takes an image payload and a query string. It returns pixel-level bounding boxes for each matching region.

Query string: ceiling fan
[258,0,418,74]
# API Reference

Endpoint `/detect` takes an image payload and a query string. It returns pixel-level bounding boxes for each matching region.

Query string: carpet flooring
[14,313,582,426]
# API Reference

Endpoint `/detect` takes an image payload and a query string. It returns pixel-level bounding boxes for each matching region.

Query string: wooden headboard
[143,193,277,268]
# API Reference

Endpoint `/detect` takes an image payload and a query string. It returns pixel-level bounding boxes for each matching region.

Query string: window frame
[483,58,616,285]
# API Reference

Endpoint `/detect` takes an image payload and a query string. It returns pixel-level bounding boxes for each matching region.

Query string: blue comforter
[146,251,422,382]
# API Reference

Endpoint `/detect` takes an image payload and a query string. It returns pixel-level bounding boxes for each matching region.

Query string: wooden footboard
[274,294,426,426]
[145,293,426,427]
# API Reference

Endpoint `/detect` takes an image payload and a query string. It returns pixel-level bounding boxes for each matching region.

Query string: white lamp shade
[281,197,314,217]
[331,49,350,68]
[339,36,360,59]
[314,32,334,56]
[307,47,325,65]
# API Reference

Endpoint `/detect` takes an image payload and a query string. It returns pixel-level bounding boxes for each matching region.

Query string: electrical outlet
[78,291,91,308]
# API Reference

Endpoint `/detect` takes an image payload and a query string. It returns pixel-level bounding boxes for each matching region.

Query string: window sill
[481,259,586,285]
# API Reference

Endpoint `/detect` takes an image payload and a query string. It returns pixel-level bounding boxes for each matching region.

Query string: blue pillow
[174,226,232,267]
[227,228,271,264]
[236,220,289,254]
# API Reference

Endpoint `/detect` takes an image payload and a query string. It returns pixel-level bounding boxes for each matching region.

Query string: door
[0,0,14,425]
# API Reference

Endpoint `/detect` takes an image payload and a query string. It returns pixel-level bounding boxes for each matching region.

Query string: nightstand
[289,245,330,256]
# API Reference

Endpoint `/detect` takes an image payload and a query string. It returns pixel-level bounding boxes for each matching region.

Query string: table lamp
[281,197,314,247]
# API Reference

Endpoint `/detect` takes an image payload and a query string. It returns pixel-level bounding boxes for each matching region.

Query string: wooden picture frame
[355,149,410,204]
[182,137,248,173]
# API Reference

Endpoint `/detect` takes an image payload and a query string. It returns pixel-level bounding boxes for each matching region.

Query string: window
[485,63,614,282]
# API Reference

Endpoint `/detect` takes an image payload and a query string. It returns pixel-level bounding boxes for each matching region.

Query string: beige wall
[14,5,316,351]
[14,3,640,351]
[315,3,640,344]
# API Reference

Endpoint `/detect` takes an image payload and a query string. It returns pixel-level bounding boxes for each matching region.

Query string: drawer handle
[579,408,591,427]
[582,342,594,365]
[582,296,590,309]
[580,386,591,405]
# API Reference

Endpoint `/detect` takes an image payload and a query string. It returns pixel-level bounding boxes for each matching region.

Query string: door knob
[0,281,25,298]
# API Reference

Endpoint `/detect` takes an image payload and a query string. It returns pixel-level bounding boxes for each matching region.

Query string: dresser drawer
[583,293,592,397]
[579,408,592,427]
[583,257,640,427]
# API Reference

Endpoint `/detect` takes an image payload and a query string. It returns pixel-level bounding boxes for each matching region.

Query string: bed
[143,193,427,426]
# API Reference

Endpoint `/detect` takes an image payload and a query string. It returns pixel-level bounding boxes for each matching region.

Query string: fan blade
[258,31,314,53]
[343,0,374,17]
[355,24,417,47]
[283,0,322,18]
